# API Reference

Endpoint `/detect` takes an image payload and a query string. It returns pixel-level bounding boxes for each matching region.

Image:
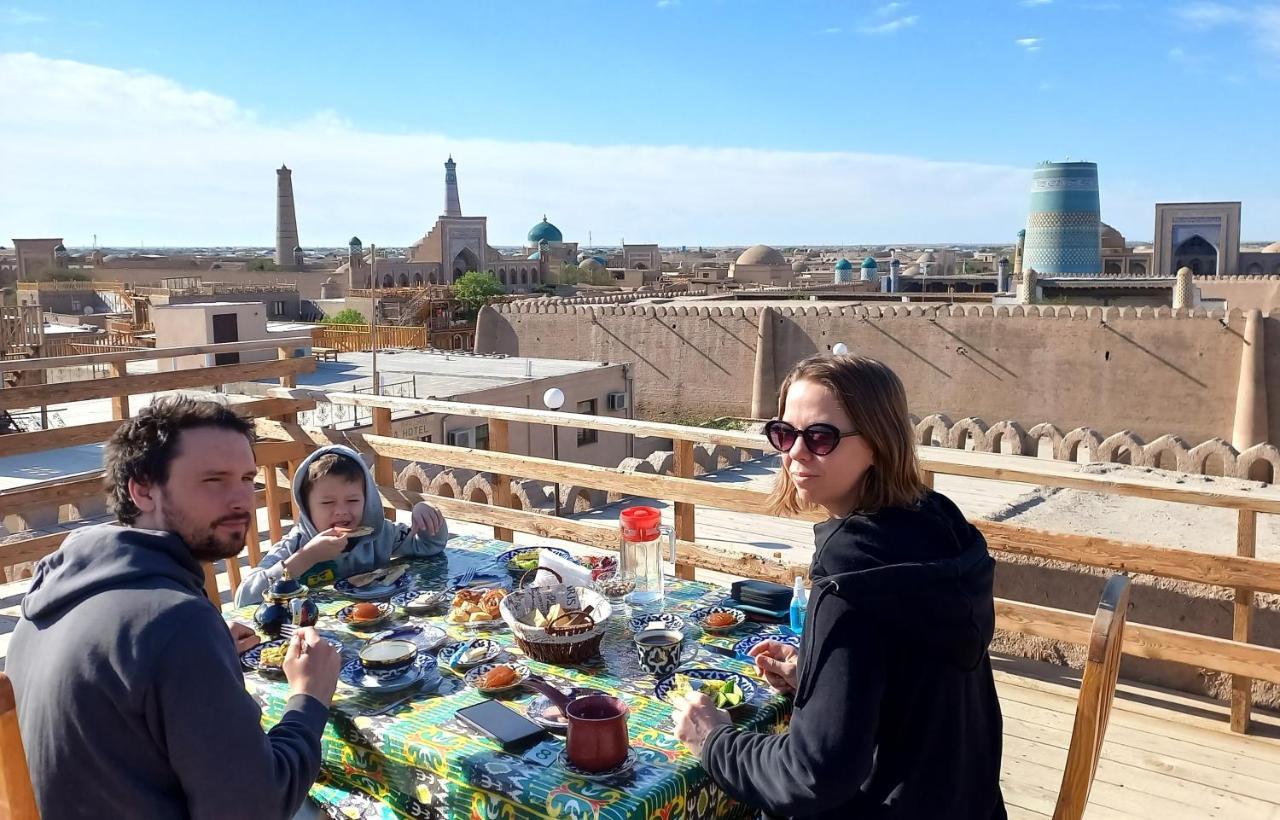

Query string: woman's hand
[748,640,799,695]
[410,502,444,536]
[673,692,732,757]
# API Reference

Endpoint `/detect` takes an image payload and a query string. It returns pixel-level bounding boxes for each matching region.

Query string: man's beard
[160,502,250,562]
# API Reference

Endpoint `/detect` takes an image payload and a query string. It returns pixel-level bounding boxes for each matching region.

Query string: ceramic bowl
[627,612,686,634]
[357,638,419,680]
[689,605,747,634]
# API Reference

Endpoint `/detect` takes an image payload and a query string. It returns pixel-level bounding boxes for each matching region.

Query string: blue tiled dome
[528,215,563,244]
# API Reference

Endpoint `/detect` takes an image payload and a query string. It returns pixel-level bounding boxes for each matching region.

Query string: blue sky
[2,0,1278,246]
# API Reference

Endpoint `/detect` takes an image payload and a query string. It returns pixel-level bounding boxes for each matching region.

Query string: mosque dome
[861,257,878,269]
[834,258,854,271]
[736,244,786,266]
[1100,223,1126,250]
[349,236,362,247]
[791,259,807,273]
[1262,241,1280,253]
[580,257,605,272]
[528,250,542,260]
[528,216,563,244]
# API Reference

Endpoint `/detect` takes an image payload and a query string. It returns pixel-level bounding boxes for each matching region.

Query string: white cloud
[0,52,1047,246]
[1016,36,1042,51]
[876,2,905,15]
[861,14,919,34]
[1175,2,1280,54]
[1022,0,1053,6]
[656,0,679,7]
[823,26,842,34]
[0,7,48,24]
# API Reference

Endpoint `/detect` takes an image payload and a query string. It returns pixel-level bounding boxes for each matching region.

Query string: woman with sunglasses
[674,354,1006,819]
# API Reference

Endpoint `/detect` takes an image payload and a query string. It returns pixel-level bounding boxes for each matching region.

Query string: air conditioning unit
[446,429,474,448]
[606,391,628,411]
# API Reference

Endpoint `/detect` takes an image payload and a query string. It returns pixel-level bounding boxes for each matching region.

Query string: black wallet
[731,579,793,610]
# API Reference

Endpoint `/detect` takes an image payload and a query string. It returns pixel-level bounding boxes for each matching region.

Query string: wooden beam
[202,563,221,609]
[262,464,286,545]
[277,346,297,389]
[921,468,935,490]
[377,485,810,585]
[371,407,394,517]
[673,439,697,581]
[0,475,102,519]
[996,599,1280,686]
[488,419,514,542]
[0,357,315,412]
[0,531,68,571]
[252,440,310,466]
[261,386,1280,515]
[109,362,129,420]
[0,335,314,373]
[1232,509,1258,733]
[0,396,314,459]
[979,518,1280,597]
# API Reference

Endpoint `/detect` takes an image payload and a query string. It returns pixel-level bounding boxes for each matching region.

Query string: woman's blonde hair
[766,354,924,517]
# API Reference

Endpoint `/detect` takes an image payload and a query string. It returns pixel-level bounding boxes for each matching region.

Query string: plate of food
[733,632,801,660]
[392,588,449,615]
[654,669,756,712]
[335,565,412,600]
[493,547,573,577]
[241,637,343,674]
[339,654,438,693]
[446,587,508,629]
[439,638,502,670]
[579,555,619,581]
[336,601,395,630]
[365,623,448,653]
[689,606,747,634]
[464,661,531,695]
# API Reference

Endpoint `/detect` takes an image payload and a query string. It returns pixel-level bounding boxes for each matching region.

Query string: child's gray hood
[290,443,385,545]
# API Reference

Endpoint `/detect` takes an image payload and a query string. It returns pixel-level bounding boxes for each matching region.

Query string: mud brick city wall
[478,302,1274,446]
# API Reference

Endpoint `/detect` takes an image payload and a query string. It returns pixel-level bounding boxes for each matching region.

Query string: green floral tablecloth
[230,535,794,820]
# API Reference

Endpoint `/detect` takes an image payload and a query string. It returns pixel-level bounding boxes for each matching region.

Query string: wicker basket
[499,568,613,664]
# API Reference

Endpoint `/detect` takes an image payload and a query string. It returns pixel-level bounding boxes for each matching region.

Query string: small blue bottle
[789,576,808,635]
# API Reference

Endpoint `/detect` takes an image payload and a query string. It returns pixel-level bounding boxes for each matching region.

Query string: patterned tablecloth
[229,536,794,820]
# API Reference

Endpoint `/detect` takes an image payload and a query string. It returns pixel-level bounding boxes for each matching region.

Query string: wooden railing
[249,388,1280,734]
[312,324,427,352]
[0,306,43,357]
[5,342,1280,734]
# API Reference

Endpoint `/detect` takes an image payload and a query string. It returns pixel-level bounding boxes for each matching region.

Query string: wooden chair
[1052,573,1132,820]
[0,673,39,819]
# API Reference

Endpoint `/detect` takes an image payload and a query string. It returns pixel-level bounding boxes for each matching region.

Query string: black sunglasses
[764,420,860,456]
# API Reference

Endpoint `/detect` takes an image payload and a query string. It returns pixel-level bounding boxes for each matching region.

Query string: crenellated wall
[477,302,1277,450]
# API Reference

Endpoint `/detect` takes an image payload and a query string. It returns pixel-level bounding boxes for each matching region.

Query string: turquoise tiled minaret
[1022,161,1102,276]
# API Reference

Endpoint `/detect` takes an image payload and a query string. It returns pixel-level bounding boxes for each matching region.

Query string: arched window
[397,273,409,287]
[414,273,423,286]
[453,334,464,348]
[382,274,393,287]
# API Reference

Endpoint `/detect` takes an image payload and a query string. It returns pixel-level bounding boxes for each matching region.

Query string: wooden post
[277,346,297,389]
[489,419,514,542]
[921,469,935,490]
[673,439,696,580]
[263,463,285,545]
[245,493,262,567]
[109,362,129,420]
[372,406,395,517]
[1232,508,1258,733]
[202,562,222,610]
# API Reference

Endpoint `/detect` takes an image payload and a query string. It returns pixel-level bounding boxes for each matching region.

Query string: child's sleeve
[391,518,449,559]
[233,529,306,608]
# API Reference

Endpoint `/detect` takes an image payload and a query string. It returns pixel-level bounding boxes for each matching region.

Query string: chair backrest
[0,672,39,819]
[1052,573,1132,820]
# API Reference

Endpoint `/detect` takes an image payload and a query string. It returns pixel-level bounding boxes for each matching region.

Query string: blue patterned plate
[688,606,747,633]
[653,668,757,711]
[392,588,448,614]
[493,546,573,574]
[437,638,502,671]
[241,637,343,674]
[334,569,413,600]
[365,623,448,652]
[626,613,686,633]
[464,661,531,694]
[336,602,395,630]
[339,654,439,693]
[733,632,800,660]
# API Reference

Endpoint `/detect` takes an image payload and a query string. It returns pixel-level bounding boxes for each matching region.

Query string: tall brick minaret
[275,165,301,269]
[443,155,462,217]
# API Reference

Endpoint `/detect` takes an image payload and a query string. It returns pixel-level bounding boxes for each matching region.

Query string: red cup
[564,694,630,772]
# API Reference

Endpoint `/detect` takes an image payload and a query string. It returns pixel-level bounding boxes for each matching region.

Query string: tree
[322,308,367,325]
[451,271,505,318]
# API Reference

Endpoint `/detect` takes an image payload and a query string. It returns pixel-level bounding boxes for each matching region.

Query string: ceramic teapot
[254,571,318,637]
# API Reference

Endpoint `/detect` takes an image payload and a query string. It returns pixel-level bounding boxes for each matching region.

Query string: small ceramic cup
[634,628,686,677]
[357,639,418,680]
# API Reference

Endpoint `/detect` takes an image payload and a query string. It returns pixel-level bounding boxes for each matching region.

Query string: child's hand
[410,503,444,536]
[303,528,350,562]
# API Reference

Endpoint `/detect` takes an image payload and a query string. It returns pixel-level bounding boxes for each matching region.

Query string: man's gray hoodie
[234,444,448,608]
[7,523,329,819]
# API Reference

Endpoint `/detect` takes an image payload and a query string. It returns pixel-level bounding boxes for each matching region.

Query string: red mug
[564,694,630,772]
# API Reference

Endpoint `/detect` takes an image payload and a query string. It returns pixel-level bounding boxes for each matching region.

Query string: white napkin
[532,549,594,589]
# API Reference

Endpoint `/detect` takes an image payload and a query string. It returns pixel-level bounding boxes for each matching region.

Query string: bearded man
[7,396,340,819]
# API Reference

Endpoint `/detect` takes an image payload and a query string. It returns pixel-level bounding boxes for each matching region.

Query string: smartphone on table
[455,700,550,753]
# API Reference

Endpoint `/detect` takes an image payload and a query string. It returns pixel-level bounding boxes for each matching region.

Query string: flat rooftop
[291,350,615,399]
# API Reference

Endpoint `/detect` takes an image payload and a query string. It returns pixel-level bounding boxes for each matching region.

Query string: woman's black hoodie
[699,490,1007,819]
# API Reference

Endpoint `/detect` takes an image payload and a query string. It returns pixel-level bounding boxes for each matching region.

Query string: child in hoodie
[235,444,449,607]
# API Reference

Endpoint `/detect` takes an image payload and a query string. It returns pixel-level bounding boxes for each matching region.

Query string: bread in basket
[499,567,613,664]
